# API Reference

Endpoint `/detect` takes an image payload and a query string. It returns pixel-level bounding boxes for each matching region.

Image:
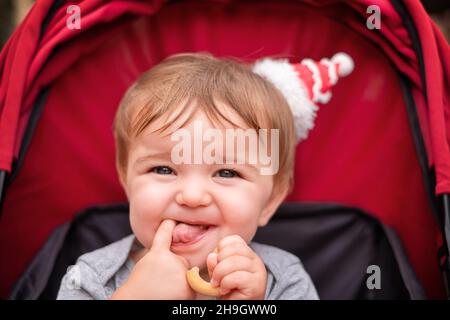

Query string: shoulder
[249,242,319,300]
[76,234,135,283]
[249,242,301,274]
[57,235,135,300]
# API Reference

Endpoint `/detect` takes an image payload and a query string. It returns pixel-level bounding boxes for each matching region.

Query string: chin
[183,252,208,270]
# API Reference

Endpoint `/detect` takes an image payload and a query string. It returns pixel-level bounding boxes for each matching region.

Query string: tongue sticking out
[172,223,209,244]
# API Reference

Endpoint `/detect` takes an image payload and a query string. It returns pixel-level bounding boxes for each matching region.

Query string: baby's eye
[150,166,175,175]
[215,169,240,178]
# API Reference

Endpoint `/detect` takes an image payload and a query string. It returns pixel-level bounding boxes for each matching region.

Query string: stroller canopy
[0,0,449,298]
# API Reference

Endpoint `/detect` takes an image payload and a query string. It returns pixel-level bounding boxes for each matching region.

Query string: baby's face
[123,101,283,270]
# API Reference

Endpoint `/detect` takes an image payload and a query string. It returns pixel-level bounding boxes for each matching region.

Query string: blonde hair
[113,52,296,194]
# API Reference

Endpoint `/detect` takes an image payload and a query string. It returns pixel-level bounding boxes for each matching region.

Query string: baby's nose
[175,183,212,208]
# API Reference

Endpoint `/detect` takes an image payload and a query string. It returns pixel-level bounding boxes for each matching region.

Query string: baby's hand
[207,235,267,300]
[111,220,194,300]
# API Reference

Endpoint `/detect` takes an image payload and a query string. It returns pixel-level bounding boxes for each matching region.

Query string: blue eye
[215,169,240,178]
[151,166,174,175]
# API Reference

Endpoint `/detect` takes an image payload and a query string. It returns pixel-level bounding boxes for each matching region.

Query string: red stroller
[0,0,449,299]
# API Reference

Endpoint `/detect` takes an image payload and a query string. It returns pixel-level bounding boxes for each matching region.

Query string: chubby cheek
[128,176,172,248]
[216,185,268,243]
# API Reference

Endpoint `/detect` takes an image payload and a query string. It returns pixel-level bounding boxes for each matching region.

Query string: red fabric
[294,64,314,100]
[0,0,448,298]
[403,1,450,195]
[316,62,332,96]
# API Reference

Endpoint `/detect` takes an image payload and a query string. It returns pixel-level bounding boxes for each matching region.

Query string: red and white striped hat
[252,52,354,142]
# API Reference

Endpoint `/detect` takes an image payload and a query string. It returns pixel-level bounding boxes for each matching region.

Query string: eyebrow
[219,155,260,173]
[134,152,262,172]
[134,151,172,165]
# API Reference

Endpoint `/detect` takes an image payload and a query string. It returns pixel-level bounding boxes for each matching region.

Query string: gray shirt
[57,235,319,300]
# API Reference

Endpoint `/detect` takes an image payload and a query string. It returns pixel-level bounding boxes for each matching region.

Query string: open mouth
[171,221,214,247]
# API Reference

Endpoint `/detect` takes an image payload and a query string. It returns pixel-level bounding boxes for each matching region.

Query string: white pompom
[252,58,317,142]
[331,52,354,77]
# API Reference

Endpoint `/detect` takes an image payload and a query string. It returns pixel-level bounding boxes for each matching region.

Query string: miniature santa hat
[252,52,354,142]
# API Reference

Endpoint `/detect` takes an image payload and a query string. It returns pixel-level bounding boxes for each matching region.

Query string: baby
[57,51,352,300]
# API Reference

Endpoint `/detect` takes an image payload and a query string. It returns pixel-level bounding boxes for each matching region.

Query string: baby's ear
[258,185,289,227]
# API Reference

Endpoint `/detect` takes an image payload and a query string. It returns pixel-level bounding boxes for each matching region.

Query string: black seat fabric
[253,203,424,299]
[9,202,425,300]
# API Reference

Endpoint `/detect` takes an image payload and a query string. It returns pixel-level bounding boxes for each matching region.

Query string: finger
[152,219,177,250]
[211,256,254,286]
[217,242,254,262]
[218,235,248,251]
[219,271,252,296]
[207,252,218,281]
